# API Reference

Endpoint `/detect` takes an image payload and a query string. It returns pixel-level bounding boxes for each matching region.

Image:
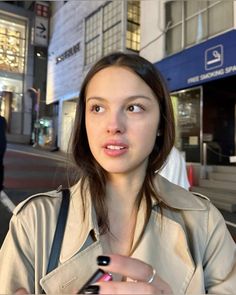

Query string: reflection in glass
[171,87,201,162]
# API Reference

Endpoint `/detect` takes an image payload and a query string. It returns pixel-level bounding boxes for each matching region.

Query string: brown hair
[71,52,175,239]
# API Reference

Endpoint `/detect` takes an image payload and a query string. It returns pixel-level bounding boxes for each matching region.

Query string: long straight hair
[71,52,175,242]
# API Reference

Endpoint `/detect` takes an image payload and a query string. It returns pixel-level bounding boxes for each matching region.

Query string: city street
[0,144,75,246]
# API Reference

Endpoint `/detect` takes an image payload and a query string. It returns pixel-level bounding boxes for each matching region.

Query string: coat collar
[40,175,207,293]
[60,175,207,263]
[154,174,207,210]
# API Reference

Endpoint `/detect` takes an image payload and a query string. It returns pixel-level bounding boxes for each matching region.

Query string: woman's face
[85,66,160,177]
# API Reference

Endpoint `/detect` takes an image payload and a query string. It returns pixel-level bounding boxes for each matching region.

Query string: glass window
[185,1,207,18]
[209,1,233,36]
[166,1,182,25]
[165,0,233,55]
[126,1,140,52]
[185,11,208,46]
[85,9,102,65]
[103,1,122,31]
[103,1,122,55]
[103,24,122,55]
[85,1,140,65]
[0,14,26,73]
[166,24,182,54]
[171,87,202,163]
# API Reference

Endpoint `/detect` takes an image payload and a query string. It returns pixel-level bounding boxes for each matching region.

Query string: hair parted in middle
[71,52,175,241]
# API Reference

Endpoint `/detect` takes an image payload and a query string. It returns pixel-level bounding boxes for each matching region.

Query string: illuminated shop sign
[56,42,80,64]
[155,30,236,91]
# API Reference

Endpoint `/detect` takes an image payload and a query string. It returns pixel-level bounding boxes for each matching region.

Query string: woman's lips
[103,143,128,157]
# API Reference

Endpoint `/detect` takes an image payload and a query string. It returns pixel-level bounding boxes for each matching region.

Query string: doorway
[203,76,236,165]
[171,87,202,163]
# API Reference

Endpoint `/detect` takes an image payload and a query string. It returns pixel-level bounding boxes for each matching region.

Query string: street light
[27,87,40,148]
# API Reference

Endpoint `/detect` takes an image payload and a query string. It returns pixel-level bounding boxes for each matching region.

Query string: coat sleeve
[0,214,35,294]
[203,203,236,294]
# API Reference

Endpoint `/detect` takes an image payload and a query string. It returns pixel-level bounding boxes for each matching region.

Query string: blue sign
[154,30,236,91]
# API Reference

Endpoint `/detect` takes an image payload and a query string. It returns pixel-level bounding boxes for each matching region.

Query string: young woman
[0,52,235,294]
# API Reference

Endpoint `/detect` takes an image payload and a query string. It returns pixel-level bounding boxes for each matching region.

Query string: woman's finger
[14,288,29,295]
[96,254,172,294]
[97,254,154,283]
[84,281,155,294]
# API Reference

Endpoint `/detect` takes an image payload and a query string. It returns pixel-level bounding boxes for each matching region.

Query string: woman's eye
[91,105,105,113]
[127,104,144,112]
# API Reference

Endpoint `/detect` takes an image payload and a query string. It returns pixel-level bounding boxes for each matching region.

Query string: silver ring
[147,267,156,284]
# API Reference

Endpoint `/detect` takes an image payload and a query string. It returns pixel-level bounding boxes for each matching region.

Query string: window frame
[165,0,233,56]
[84,1,140,66]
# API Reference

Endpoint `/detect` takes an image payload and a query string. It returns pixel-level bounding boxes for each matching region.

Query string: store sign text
[187,65,236,84]
[56,42,80,64]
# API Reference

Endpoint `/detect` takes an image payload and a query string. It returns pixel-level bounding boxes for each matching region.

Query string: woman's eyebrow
[86,95,152,103]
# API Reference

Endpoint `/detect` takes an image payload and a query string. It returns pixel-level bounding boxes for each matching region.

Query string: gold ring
[147,267,156,284]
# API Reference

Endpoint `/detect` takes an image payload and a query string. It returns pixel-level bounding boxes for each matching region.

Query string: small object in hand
[78,268,112,294]
[146,267,156,284]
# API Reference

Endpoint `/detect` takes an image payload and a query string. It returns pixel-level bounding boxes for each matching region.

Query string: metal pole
[201,142,207,179]
[33,88,40,148]
[27,87,40,148]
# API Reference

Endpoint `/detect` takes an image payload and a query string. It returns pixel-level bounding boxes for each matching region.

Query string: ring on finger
[146,267,156,284]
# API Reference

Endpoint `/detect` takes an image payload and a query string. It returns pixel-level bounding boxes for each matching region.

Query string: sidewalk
[1,143,73,246]
[7,143,67,162]
[3,143,74,205]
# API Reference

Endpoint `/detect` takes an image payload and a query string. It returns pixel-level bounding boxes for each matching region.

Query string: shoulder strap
[46,188,70,274]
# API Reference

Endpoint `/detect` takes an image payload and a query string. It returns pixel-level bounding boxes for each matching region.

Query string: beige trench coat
[0,175,235,294]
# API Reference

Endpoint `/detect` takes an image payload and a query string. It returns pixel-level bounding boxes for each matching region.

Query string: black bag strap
[46,188,70,274]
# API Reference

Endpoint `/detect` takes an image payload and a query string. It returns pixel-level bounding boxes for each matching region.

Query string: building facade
[141,0,236,170]
[47,0,140,152]
[0,1,50,145]
[0,1,34,143]
[47,0,236,168]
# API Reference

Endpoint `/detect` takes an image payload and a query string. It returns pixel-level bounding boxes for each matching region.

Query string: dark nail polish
[97,255,110,266]
[82,285,100,294]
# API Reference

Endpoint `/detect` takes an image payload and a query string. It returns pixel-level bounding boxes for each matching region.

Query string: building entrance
[203,76,236,165]
[171,87,202,163]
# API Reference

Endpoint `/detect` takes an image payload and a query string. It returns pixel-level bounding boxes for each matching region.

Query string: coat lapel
[131,207,195,293]
[40,182,102,294]
[40,241,103,293]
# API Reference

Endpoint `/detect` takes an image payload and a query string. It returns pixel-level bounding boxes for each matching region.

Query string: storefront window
[38,117,53,146]
[0,13,26,73]
[0,13,26,134]
[171,87,202,162]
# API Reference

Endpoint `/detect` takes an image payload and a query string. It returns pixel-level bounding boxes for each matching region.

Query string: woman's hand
[81,254,173,294]
[14,288,29,295]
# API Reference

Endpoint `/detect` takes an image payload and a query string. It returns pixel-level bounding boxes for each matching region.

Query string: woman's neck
[101,171,146,257]
[106,169,146,208]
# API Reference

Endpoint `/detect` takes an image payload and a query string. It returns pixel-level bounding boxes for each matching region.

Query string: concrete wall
[47,1,106,105]
[140,0,166,63]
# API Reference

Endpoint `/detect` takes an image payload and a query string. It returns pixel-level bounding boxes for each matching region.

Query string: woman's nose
[106,112,125,135]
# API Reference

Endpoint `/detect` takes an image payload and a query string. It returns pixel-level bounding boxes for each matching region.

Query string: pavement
[0,143,77,246]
